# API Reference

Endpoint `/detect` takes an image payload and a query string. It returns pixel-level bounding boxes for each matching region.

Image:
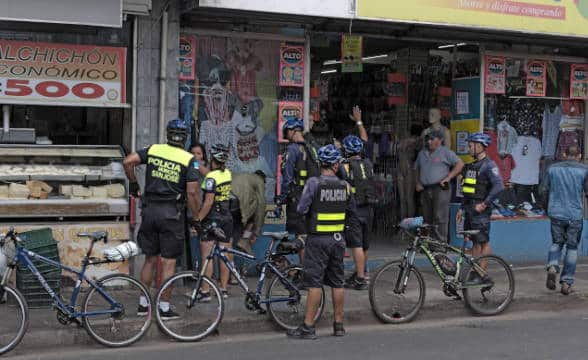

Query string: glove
[189,218,202,233]
[129,182,140,197]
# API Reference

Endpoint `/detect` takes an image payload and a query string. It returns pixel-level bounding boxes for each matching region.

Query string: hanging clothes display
[510,136,541,185]
[541,104,562,158]
[496,120,518,155]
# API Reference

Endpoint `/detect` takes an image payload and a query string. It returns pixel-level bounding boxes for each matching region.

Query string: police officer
[196,144,233,300]
[276,118,319,261]
[340,135,376,290]
[457,132,504,285]
[123,119,201,320]
[287,144,356,339]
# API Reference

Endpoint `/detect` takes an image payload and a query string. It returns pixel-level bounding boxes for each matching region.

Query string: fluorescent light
[321,69,337,74]
[438,42,467,49]
[362,54,388,61]
[323,60,342,66]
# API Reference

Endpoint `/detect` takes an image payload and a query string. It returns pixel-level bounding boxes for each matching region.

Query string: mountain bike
[155,224,324,341]
[369,223,515,324]
[0,228,152,355]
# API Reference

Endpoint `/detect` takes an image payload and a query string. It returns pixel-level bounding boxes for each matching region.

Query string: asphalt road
[8,305,588,360]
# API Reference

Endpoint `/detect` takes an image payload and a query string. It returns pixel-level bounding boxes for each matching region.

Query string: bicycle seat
[458,230,480,236]
[262,231,289,240]
[78,231,108,243]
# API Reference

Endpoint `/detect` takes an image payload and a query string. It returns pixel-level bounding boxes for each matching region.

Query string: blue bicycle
[154,224,325,341]
[0,228,152,355]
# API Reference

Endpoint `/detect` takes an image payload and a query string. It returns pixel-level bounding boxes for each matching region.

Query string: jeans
[547,218,583,285]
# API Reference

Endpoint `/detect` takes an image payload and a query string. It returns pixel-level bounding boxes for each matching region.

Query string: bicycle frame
[4,245,122,319]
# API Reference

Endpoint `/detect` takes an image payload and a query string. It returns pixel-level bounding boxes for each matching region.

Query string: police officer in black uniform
[195,144,233,301]
[123,119,201,320]
[287,144,357,340]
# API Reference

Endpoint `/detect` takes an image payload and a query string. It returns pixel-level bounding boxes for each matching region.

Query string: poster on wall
[341,34,363,73]
[279,44,304,87]
[179,34,196,80]
[484,56,506,94]
[570,64,588,100]
[0,39,126,107]
[278,101,303,143]
[526,60,547,97]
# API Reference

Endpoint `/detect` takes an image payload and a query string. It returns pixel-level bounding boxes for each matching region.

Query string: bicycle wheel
[266,265,325,330]
[82,274,152,347]
[462,255,515,316]
[155,271,223,342]
[0,285,28,355]
[369,260,426,324]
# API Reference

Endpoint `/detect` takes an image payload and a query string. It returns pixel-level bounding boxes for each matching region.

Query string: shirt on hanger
[497,121,518,155]
[542,104,562,158]
[556,130,584,161]
[486,130,499,163]
[510,136,541,185]
[495,154,516,185]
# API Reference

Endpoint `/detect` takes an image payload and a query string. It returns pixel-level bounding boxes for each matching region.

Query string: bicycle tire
[155,272,223,342]
[266,265,325,330]
[0,285,28,355]
[462,255,515,316]
[369,260,426,324]
[82,274,152,347]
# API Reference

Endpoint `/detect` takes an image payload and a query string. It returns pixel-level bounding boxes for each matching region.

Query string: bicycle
[369,223,515,324]
[0,228,152,355]
[155,224,325,341]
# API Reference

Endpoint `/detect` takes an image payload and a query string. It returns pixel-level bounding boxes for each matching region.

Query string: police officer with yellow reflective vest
[276,118,320,261]
[123,119,201,320]
[195,144,233,301]
[339,135,376,290]
[287,144,357,340]
[456,132,503,285]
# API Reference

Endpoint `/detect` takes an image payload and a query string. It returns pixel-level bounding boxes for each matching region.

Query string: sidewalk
[3,261,588,351]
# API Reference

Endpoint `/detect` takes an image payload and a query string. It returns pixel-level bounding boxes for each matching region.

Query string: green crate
[17,254,61,272]
[16,269,62,282]
[18,228,56,249]
[17,278,61,291]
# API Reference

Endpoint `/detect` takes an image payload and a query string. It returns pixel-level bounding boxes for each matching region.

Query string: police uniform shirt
[202,169,232,215]
[462,157,504,206]
[137,144,200,199]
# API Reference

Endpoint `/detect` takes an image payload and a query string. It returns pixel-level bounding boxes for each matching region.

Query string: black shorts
[286,201,307,236]
[464,207,491,244]
[302,234,346,288]
[345,215,371,250]
[201,215,233,244]
[138,204,185,259]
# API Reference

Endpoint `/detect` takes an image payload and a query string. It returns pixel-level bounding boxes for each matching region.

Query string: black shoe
[195,291,211,303]
[546,268,557,290]
[561,283,574,296]
[137,305,149,316]
[333,322,346,337]
[344,273,357,286]
[286,324,317,340]
[345,277,367,290]
[159,308,180,320]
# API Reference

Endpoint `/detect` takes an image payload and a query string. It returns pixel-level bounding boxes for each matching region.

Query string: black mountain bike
[369,224,515,324]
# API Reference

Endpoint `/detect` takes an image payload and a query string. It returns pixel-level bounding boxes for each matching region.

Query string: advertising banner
[279,45,304,87]
[0,40,126,107]
[358,0,588,38]
[179,34,196,80]
[341,35,363,73]
[278,101,303,143]
[484,56,506,94]
[526,60,547,97]
[570,64,588,100]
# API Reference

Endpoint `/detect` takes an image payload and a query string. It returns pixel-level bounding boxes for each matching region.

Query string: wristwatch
[356,121,363,126]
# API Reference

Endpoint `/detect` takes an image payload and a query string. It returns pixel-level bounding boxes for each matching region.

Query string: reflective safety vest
[293,144,320,189]
[308,178,350,234]
[462,159,490,201]
[203,169,232,204]
[343,158,376,206]
[144,143,193,201]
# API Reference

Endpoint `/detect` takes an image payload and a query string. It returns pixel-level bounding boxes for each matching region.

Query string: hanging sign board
[179,34,196,80]
[341,35,363,73]
[526,60,547,97]
[0,40,126,107]
[277,101,303,143]
[279,45,304,87]
[570,64,588,100]
[484,56,506,94]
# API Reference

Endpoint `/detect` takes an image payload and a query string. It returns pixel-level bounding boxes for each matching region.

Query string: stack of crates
[15,228,61,309]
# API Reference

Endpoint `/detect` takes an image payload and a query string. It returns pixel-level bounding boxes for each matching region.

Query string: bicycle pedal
[257,308,267,315]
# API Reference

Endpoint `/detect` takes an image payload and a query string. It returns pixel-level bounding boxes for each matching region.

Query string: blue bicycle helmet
[467,132,492,147]
[342,135,364,155]
[166,118,188,147]
[317,144,342,165]
[282,118,304,138]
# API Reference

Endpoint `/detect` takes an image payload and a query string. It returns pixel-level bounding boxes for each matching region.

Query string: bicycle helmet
[342,135,364,155]
[317,144,342,165]
[467,132,492,147]
[166,118,188,147]
[282,118,304,138]
[210,143,229,163]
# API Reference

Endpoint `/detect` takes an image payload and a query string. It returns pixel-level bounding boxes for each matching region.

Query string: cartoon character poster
[526,60,547,97]
[279,44,304,87]
[179,36,280,200]
[277,101,304,143]
[484,56,505,94]
[570,64,588,100]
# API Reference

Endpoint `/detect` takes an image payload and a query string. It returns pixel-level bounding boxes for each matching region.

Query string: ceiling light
[362,54,388,61]
[437,42,467,49]
[321,69,337,74]
[323,60,342,66]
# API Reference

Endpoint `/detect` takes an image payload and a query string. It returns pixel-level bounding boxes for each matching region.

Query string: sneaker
[546,267,557,291]
[333,322,346,337]
[196,291,212,303]
[159,308,180,320]
[221,289,229,299]
[137,305,149,316]
[561,283,574,296]
[286,324,317,340]
[344,273,357,286]
[345,277,367,290]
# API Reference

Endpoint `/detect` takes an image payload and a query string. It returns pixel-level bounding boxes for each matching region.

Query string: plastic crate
[17,278,61,292]
[18,228,56,248]
[16,269,62,282]
[17,254,61,273]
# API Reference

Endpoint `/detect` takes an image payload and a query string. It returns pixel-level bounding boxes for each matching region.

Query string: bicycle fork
[0,267,12,301]
[394,249,416,294]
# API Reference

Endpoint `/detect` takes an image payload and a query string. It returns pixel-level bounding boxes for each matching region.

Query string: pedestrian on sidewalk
[287,144,356,339]
[539,145,588,295]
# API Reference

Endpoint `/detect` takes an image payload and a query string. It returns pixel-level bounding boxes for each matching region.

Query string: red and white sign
[179,34,196,80]
[526,60,547,97]
[0,40,126,107]
[570,64,588,100]
[278,101,303,143]
[484,56,506,94]
[279,45,304,87]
